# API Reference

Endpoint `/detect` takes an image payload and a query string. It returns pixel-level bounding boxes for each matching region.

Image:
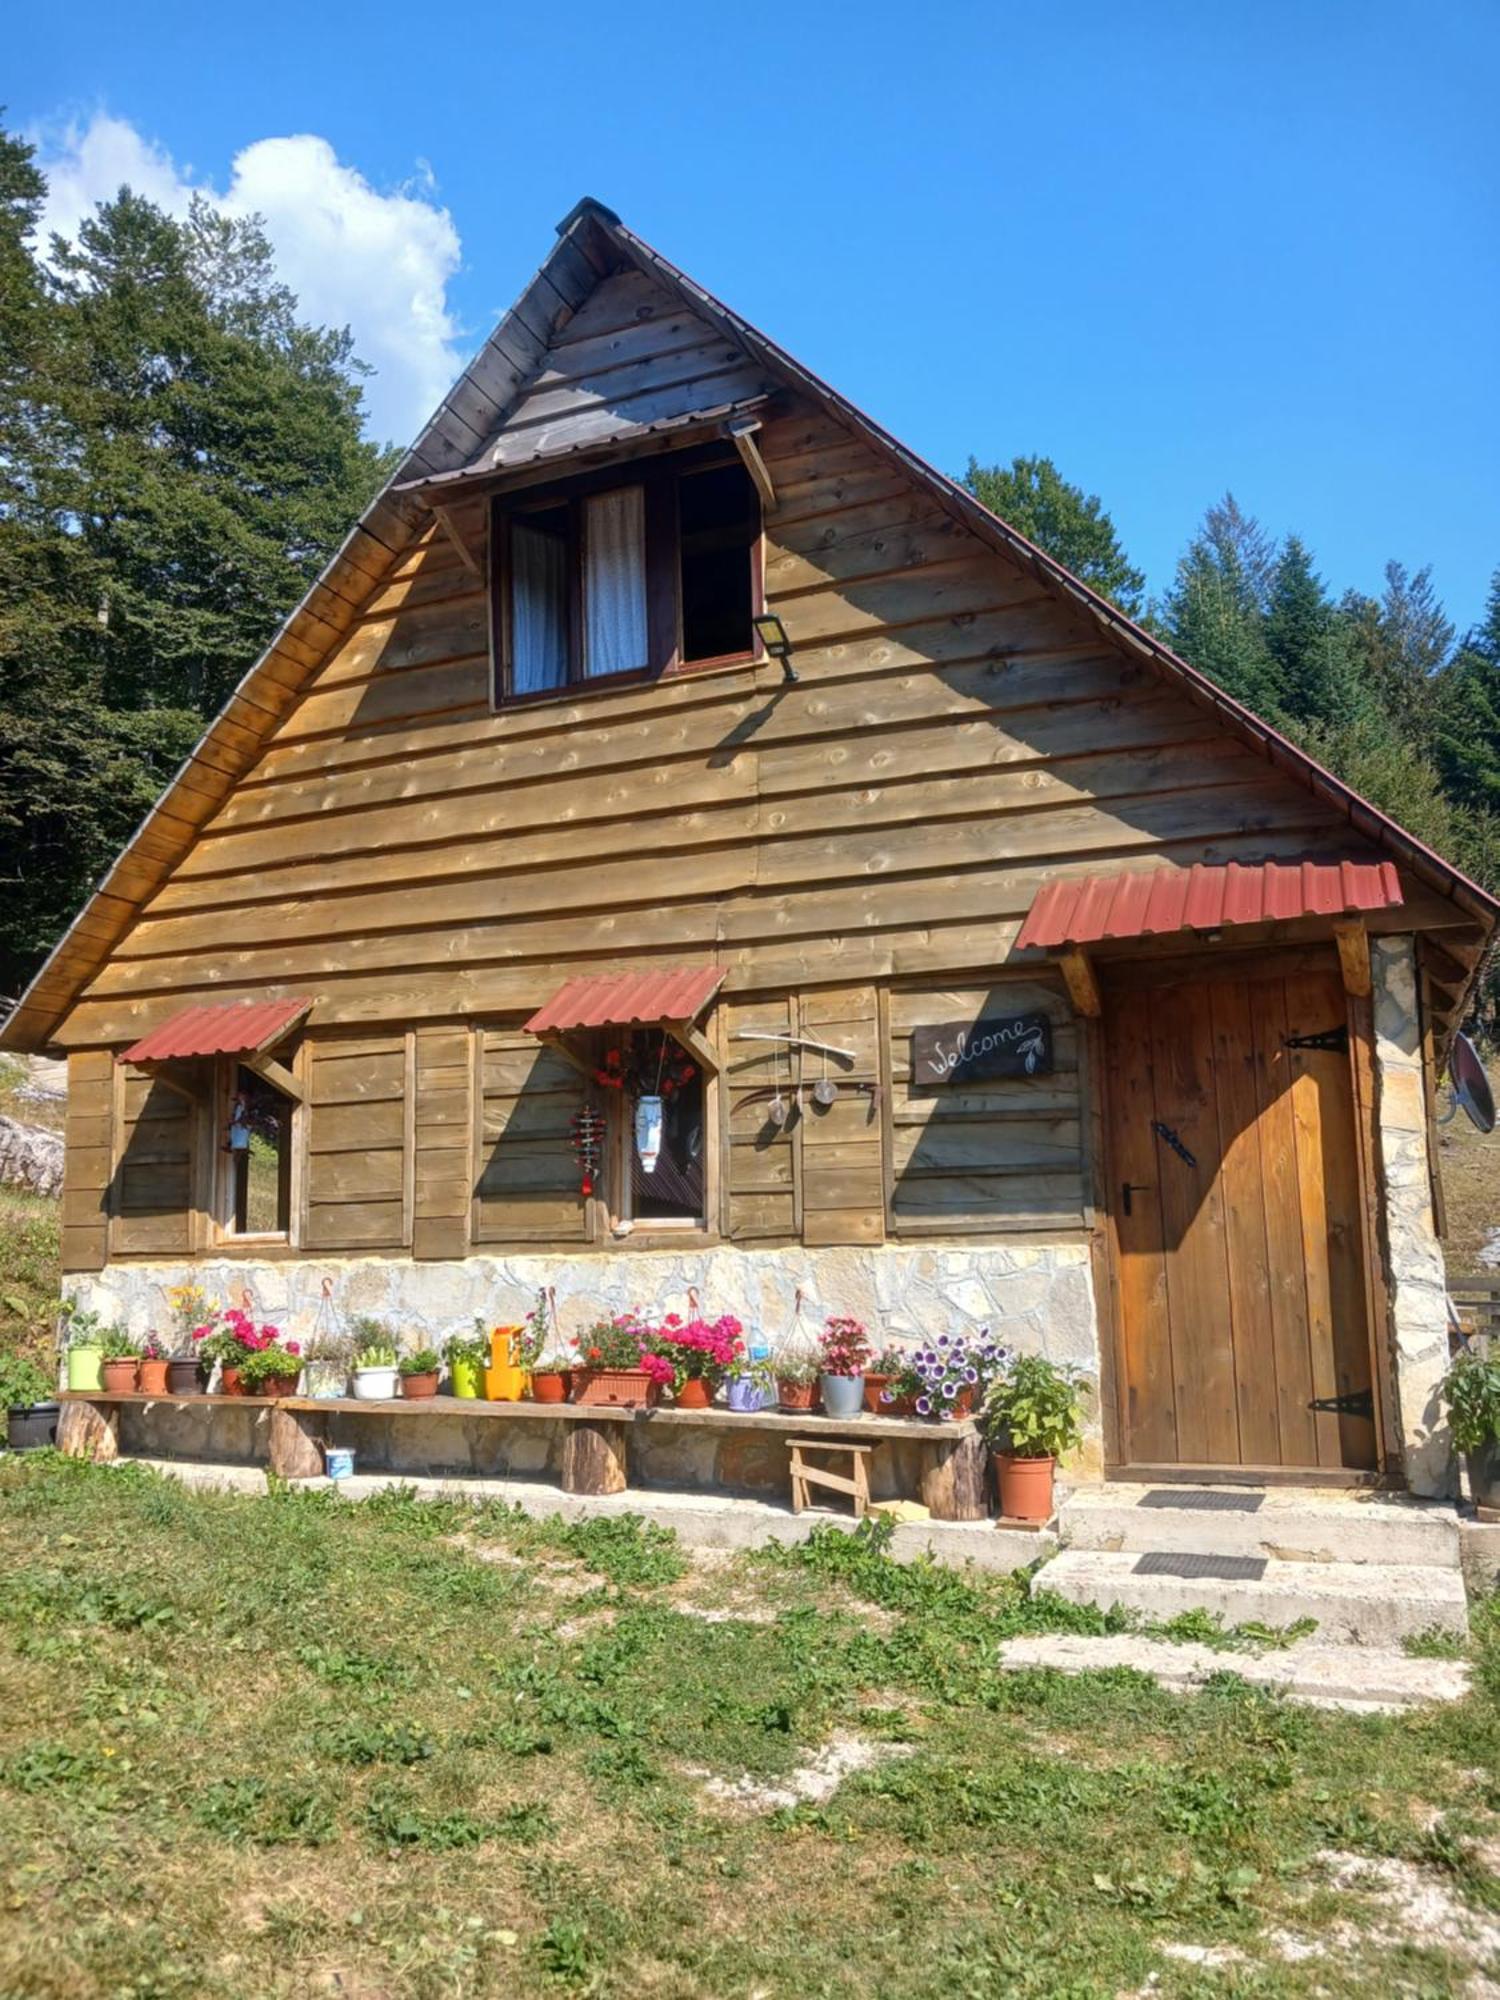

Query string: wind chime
[569,1105,606,1198]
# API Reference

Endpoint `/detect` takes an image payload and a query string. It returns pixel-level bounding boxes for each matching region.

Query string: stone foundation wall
[1372,935,1455,1498]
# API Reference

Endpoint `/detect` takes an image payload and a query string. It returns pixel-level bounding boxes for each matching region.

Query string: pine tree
[962,454,1146,614]
[1432,568,1500,812]
[1265,535,1367,728]
[1162,495,1285,716]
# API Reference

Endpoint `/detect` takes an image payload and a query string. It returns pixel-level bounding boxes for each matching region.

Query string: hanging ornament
[569,1106,606,1198]
[634,1093,664,1175]
[225,1092,252,1153]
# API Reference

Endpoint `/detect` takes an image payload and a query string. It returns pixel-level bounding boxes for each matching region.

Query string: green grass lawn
[1,1458,1497,1999]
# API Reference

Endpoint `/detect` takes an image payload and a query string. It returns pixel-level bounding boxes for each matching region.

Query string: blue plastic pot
[726,1377,776,1414]
[819,1373,865,1419]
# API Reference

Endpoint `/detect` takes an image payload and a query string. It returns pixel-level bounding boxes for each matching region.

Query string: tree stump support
[919,1430,989,1521]
[57,1398,120,1464]
[561,1420,629,1496]
[269,1404,328,1480]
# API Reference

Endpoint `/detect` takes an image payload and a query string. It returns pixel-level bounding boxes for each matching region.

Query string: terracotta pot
[219,1364,245,1398]
[883,1393,918,1417]
[572,1368,660,1409]
[994,1452,1055,1523]
[166,1359,202,1397]
[401,1371,440,1400]
[137,1358,170,1397]
[675,1377,714,1410]
[260,1373,301,1400]
[530,1370,570,1404]
[100,1358,139,1394]
[862,1374,891,1414]
[777,1380,819,1414]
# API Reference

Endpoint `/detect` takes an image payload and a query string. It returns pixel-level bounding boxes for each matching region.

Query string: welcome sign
[911,1013,1053,1086]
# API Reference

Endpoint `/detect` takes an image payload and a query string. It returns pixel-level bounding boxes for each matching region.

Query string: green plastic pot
[66,1347,103,1393]
[450,1354,484,1400]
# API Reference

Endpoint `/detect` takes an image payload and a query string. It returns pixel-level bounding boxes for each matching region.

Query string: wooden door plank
[1103,994,1177,1465]
[1247,980,1321,1469]
[1209,981,1282,1466]
[1148,986,1238,1465]
[1282,973,1352,1468]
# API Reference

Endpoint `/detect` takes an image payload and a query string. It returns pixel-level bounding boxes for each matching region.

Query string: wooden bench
[788,1438,873,1518]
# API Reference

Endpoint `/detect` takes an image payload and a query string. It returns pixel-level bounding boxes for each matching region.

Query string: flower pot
[401,1371,440,1400]
[138,1358,170,1397]
[819,1373,865,1420]
[994,1452,1055,1523]
[881,1393,918,1417]
[675,1377,714,1410]
[450,1355,484,1401]
[1467,1439,1500,1511]
[6,1402,59,1451]
[260,1373,301,1400]
[530,1370,569,1404]
[484,1361,527,1402]
[571,1367,660,1409]
[305,1361,347,1400]
[166,1359,202,1397]
[862,1374,891,1414]
[777,1380,819,1414]
[100,1359,139,1394]
[353,1365,399,1402]
[66,1347,103,1393]
[219,1365,246,1398]
[727,1378,776,1414]
[927,1385,976,1421]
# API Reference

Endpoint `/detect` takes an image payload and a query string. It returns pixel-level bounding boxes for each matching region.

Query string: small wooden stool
[788,1438,873,1518]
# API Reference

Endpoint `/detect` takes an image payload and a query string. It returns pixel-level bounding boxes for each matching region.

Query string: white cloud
[32,113,466,444]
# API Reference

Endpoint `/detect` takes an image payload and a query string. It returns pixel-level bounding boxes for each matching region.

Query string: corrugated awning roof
[524,967,724,1037]
[1016,861,1404,951]
[120,997,311,1065]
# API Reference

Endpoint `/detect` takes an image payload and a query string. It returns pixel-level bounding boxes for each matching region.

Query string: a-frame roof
[4,197,1495,1056]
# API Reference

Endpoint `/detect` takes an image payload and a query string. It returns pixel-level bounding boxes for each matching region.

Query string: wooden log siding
[304,1037,410,1251]
[63,1050,113,1271]
[886,982,1087,1236]
[413,1026,471,1260]
[112,1068,197,1257]
[724,992,798,1241]
[474,1030,590,1245]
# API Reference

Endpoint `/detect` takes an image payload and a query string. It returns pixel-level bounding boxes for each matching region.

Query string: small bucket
[323,1446,356,1482]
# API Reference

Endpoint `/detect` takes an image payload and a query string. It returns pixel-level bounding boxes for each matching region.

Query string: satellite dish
[1449,1032,1496,1135]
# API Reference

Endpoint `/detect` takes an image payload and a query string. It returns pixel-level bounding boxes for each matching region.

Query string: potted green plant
[774,1356,821,1415]
[447,1325,488,1401]
[570,1312,671,1408]
[1442,1345,1500,1511]
[98,1328,140,1395]
[195,1313,248,1396]
[351,1322,399,1401]
[726,1353,777,1414]
[61,1304,107,1393]
[399,1348,443,1400]
[1,1354,58,1451]
[238,1342,304,1399]
[529,1349,573,1404]
[981,1355,1084,1522]
[818,1316,874,1419]
[873,1347,922,1416]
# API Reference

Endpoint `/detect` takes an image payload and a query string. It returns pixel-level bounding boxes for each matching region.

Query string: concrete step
[1038,1548,1469,1645]
[1060,1483,1461,1569]
[996,1633,1471,1713]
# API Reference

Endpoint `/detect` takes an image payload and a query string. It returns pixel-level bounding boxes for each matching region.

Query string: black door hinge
[1285,1026,1349,1054]
[1308,1388,1374,1419]
[1151,1120,1198,1168]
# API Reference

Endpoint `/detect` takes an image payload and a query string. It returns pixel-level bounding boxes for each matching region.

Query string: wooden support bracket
[726,416,776,513]
[430,501,485,581]
[1333,918,1372,999]
[244,1051,305,1104]
[1058,946,1103,1019]
[661,1017,720,1075]
[536,1032,595,1082]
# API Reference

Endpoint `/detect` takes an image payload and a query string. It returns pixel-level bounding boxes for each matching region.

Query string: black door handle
[1121,1181,1153,1216]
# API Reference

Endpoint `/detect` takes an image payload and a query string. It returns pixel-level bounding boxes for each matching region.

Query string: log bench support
[57,1398,119,1464]
[788,1438,873,1518]
[561,1419,629,1496]
[918,1428,988,1521]
[269,1405,328,1481]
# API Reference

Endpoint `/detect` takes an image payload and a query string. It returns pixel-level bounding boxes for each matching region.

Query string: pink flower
[285,1341,301,1358]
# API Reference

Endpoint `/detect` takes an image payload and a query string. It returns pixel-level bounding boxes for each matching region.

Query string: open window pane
[628,1033,706,1224]
[583,486,648,677]
[227,1063,293,1236]
[511,508,570,693]
[680,462,757,662]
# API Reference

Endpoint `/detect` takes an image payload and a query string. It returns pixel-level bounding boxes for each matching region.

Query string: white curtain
[584,486,648,677]
[511,518,569,693]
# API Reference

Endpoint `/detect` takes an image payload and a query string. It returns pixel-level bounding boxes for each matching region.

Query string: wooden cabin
[8,197,1495,1497]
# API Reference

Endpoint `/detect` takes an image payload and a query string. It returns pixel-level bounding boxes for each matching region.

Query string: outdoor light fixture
[753,611,797,683]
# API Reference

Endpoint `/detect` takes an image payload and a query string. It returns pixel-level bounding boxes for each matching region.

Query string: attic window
[492,450,762,701]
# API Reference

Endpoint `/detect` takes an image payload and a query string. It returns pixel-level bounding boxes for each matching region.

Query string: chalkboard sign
[911,1014,1052,1086]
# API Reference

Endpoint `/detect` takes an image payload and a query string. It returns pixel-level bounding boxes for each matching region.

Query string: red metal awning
[524,967,725,1037]
[120,997,311,1065]
[1016,861,1404,952]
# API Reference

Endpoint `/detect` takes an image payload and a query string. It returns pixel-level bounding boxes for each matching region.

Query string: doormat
[1133,1551,1268,1582]
[1138,1489,1264,1513]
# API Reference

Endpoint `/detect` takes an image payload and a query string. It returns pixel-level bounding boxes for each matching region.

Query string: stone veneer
[1372,935,1455,1498]
[65,1239,1104,1487]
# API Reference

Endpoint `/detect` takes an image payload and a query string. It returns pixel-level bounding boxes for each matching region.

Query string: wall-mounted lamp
[753,611,797,684]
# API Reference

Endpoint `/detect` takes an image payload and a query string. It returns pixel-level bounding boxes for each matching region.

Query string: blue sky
[12,0,1498,629]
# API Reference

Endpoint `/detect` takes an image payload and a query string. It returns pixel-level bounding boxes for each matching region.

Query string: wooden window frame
[603,1041,716,1240]
[490,443,764,708]
[210,1051,304,1250]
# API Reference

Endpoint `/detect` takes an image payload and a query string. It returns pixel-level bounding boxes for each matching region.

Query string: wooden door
[1104,963,1377,1473]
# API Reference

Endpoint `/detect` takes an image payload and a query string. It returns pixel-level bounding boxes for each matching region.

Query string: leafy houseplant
[872,1345,922,1416]
[1441,1346,1500,1509]
[399,1348,443,1400]
[98,1327,141,1395]
[981,1355,1085,1522]
[61,1304,108,1392]
[237,1342,305,1396]
[351,1321,399,1402]
[818,1315,874,1419]
[726,1353,777,1414]
[447,1326,489,1402]
[774,1354,821,1415]
[0,1353,57,1450]
[571,1312,671,1408]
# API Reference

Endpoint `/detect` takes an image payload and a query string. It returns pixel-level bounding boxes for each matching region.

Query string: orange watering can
[485,1325,527,1402]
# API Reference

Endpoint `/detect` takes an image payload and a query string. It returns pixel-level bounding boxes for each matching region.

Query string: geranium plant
[193,1306,282,1368]
[650,1313,744,1392]
[572,1311,673,1389]
[519,1289,554,1371]
[819,1316,874,1379]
